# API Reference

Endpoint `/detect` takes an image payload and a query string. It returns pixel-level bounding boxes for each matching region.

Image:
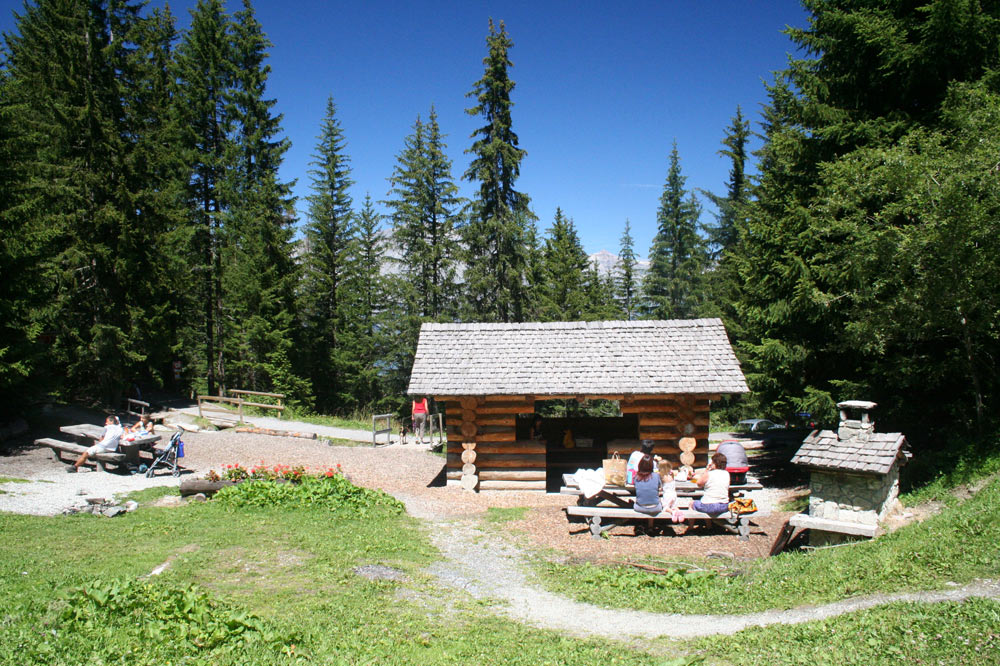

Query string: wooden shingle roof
[407,319,748,397]
[792,430,908,476]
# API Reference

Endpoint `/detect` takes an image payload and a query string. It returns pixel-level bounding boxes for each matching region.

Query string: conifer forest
[2,0,999,456]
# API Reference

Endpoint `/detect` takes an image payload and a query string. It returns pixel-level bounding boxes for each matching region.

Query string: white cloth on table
[572,468,606,498]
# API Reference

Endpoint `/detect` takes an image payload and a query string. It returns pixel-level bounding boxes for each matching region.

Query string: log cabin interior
[407,319,748,492]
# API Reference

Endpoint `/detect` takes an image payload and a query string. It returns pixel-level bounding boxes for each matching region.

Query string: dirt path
[399,494,1000,639]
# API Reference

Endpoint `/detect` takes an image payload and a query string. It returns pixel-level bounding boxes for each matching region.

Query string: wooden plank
[638,416,679,426]
[473,442,545,454]
[449,458,545,469]
[475,415,516,427]
[475,404,534,415]
[460,397,479,410]
[478,469,546,481]
[479,480,546,491]
[483,395,527,402]
[620,403,675,414]
[532,395,576,400]
[581,394,625,401]
[475,431,516,442]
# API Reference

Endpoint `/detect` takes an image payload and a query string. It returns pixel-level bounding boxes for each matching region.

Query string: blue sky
[1,0,809,256]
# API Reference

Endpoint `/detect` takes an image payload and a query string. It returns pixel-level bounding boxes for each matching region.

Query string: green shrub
[2,578,299,665]
[213,474,403,513]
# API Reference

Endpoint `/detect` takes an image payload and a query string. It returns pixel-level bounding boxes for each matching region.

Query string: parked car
[737,418,783,434]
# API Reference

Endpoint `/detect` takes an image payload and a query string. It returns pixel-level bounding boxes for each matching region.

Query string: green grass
[0,486,658,665]
[902,444,1000,506]
[691,598,1000,665]
[538,475,1000,614]
[318,436,370,447]
[0,476,31,484]
[119,485,180,503]
[283,409,371,431]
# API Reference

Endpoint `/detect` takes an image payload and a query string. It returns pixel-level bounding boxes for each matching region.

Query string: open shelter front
[407,319,748,492]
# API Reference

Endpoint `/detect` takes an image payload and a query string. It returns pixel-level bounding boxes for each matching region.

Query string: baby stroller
[146,431,183,478]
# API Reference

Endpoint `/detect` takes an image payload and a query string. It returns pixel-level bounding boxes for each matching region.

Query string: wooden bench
[36,437,128,471]
[564,504,768,541]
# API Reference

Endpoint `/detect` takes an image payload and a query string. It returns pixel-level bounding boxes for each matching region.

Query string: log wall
[442,396,544,492]
[440,393,718,491]
[618,395,714,467]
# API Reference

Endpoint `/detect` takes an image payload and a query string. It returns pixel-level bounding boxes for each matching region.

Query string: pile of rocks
[62,494,139,517]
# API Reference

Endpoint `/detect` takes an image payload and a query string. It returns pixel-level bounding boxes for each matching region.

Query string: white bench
[564,504,768,541]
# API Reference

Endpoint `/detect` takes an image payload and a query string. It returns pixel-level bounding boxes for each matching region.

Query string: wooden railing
[229,390,285,416]
[196,390,286,425]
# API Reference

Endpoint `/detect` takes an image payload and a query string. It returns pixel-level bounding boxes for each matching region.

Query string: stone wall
[807,463,901,527]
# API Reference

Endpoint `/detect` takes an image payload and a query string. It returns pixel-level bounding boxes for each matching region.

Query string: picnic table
[36,424,162,471]
[559,473,762,507]
[559,473,767,540]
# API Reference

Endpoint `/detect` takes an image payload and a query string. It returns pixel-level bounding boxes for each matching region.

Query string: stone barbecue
[789,400,910,546]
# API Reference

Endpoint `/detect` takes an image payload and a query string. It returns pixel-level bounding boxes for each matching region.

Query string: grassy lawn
[2,460,998,663]
[0,483,655,665]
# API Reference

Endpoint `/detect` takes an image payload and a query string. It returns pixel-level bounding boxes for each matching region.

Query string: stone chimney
[837,400,876,442]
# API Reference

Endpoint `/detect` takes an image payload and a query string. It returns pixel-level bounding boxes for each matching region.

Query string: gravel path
[411,502,1000,639]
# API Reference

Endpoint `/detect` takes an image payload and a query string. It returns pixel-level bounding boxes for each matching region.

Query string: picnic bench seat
[564,504,769,541]
[36,437,128,471]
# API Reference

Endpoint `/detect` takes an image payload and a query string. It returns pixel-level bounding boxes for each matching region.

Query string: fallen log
[179,479,236,497]
[234,426,317,440]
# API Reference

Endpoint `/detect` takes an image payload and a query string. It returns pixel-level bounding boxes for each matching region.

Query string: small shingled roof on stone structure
[792,430,907,476]
[407,319,748,397]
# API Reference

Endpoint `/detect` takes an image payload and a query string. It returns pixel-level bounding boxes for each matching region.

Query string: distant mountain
[588,249,649,280]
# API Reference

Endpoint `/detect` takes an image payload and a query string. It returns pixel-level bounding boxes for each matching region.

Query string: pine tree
[735,0,1000,433]
[643,142,706,319]
[703,106,750,259]
[616,219,638,319]
[0,54,49,413]
[299,97,356,413]
[350,194,389,409]
[173,0,235,395]
[220,0,303,402]
[699,106,751,320]
[119,5,193,392]
[385,107,463,319]
[536,208,589,321]
[3,0,153,404]
[463,19,534,322]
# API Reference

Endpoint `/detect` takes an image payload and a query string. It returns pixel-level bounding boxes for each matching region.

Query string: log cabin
[407,319,748,492]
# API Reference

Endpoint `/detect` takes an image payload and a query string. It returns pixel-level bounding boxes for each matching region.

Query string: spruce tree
[643,142,706,319]
[463,19,534,322]
[735,0,1000,433]
[3,0,153,404]
[616,219,638,319]
[350,194,389,409]
[385,107,463,319]
[221,0,302,402]
[536,208,589,321]
[300,97,356,413]
[173,0,235,395]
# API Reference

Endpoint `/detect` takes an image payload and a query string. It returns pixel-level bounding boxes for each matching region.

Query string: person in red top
[411,396,429,443]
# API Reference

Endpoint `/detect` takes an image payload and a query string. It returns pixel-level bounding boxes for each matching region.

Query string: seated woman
[632,454,662,516]
[626,440,655,485]
[692,451,730,515]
